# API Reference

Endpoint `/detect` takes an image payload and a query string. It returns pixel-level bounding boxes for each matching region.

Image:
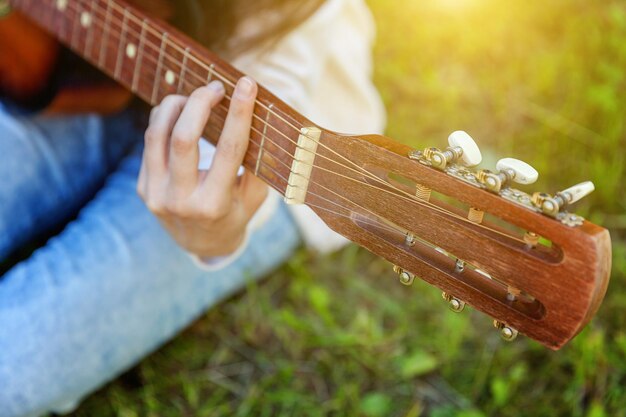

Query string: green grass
[72,0,626,415]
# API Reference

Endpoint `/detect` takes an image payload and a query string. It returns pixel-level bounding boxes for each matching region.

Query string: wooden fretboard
[10,0,316,197]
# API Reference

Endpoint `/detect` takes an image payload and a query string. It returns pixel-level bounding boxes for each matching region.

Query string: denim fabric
[0,106,301,416]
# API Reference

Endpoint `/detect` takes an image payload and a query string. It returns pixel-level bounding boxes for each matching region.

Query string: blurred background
[73,0,626,415]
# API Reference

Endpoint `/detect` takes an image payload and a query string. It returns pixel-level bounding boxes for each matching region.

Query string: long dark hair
[173,0,325,57]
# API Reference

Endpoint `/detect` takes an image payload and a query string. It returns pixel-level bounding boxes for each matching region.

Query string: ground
[72,0,626,415]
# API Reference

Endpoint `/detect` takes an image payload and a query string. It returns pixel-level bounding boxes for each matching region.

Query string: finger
[138,105,161,197]
[149,105,160,124]
[137,160,147,197]
[239,170,269,220]
[143,95,187,181]
[204,77,258,200]
[168,81,225,194]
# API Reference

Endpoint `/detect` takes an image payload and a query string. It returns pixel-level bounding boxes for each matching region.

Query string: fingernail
[207,80,225,94]
[235,77,256,99]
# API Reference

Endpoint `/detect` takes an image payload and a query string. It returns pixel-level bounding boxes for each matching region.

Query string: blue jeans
[0,105,301,417]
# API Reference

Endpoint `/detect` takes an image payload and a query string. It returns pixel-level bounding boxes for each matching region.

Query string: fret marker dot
[80,12,92,27]
[126,44,137,59]
[165,70,176,85]
[56,0,68,10]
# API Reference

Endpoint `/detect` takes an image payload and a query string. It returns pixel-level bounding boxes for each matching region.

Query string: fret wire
[44,0,56,30]
[208,63,215,83]
[84,0,97,59]
[98,0,113,68]
[55,0,67,42]
[177,47,191,94]
[151,32,169,105]
[114,8,130,80]
[255,104,273,176]
[132,19,149,93]
[70,0,82,49]
[62,2,70,42]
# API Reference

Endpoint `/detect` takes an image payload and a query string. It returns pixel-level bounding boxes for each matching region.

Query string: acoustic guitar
[0,0,612,350]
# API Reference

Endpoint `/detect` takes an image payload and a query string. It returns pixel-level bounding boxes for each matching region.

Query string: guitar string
[206,108,529,249]
[53,0,495,211]
[206,104,528,246]
[44,0,556,254]
[39,0,530,245]
[235,128,522,275]
[209,119,524,287]
[53,0,531,246]
[202,88,530,246]
[200,123,410,238]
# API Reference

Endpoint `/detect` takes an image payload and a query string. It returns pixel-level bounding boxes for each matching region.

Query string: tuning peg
[559,181,595,205]
[532,181,595,216]
[442,292,466,312]
[409,131,482,170]
[448,131,483,167]
[477,157,538,192]
[393,265,415,286]
[493,320,519,341]
[496,158,539,185]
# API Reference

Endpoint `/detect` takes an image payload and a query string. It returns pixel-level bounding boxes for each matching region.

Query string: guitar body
[0,12,59,104]
[0,0,172,113]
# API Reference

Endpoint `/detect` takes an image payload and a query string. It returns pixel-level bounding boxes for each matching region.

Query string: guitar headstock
[304,129,611,350]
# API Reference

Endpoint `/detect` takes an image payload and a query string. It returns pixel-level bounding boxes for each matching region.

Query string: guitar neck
[10,0,314,198]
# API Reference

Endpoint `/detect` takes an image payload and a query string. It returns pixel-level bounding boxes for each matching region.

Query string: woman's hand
[137,77,268,258]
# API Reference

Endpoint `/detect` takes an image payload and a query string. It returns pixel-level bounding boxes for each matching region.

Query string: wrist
[189,229,251,271]
[187,190,279,271]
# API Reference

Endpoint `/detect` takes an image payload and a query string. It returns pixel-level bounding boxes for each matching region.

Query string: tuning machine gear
[477,158,539,192]
[531,181,595,217]
[393,265,415,286]
[442,292,466,312]
[493,320,519,341]
[409,130,482,170]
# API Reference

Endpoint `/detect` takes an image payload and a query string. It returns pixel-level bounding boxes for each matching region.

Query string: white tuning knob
[532,180,595,216]
[496,158,539,185]
[560,181,595,204]
[448,131,482,167]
